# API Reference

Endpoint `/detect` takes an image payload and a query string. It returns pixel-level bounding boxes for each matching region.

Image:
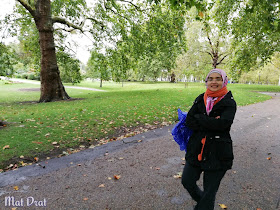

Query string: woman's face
[207,72,223,92]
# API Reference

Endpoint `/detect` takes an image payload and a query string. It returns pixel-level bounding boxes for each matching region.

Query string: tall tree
[0,43,16,76]
[214,0,280,76]
[15,0,86,102]
[174,8,230,81]
[129,2,187,81]
[5,0,152,100]
[56,51,82,85]
[202,21,230,69]
[87,50,111,87]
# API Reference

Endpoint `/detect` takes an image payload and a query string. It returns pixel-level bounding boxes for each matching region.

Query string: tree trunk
[35,0,70,102]
[170,72,176,83]
[100,78,103,87]
[212,52,218,68]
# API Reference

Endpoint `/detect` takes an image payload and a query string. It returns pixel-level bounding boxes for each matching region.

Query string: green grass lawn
[0,79,279,170]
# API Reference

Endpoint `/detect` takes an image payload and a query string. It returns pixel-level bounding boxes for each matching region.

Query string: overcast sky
[0,0,91,64]
[0,0,15,17]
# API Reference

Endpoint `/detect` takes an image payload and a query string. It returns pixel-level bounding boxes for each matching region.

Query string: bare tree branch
[116,0,151,12]
[17,0,36,17]
[52,17,83,32]
[116,0,141,10]
[54,28,77,33]
[85,17,105,30]
[216,54,230,66]
[206,51,213,59]
[104,4,130,22]
[206,31,216,57]
[215,36,220,49]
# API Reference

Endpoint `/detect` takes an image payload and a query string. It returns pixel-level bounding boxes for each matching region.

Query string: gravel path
[0,93,279,210]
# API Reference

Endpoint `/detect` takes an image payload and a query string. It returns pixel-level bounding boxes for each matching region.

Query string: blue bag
[171,109,193,152]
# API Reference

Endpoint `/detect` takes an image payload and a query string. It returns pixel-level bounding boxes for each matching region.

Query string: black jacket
[185,91,237,171]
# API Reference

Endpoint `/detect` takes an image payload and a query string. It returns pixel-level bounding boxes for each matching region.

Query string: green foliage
[84,0,188,82]
[17,24,41,72]
[155,0,206,11]
[51,0,87,18]
[128,2,187,81]
[86,50,111,86]
[57,51,82,85]
[214,0,280,74]
[107,41,132,82]
[174,17,211,80]
[3,0,193,84]
[239,52,280,85]
[0,43,17,76]
[173,6,231,81]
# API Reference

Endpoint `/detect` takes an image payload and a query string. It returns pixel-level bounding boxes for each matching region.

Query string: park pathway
[0,93,279,209]
[0,77,105,92]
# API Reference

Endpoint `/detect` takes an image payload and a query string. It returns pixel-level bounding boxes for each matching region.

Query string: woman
[181,69,236,210]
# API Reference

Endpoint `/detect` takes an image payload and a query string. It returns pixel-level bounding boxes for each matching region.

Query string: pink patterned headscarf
[205,69,228,88]
[204,69,229,115]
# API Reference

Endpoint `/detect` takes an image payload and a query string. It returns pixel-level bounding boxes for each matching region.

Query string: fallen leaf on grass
[256,208,262,210]
[32,141,43,144]
[114,175,121,180]
[3,145,10,150]
[83,198,88,201]
[52,142,58,145]
[98,184,105,188]
[34,157,39,162]
[13,186,19,191]
[267,157,272,160]
[218,204,227,209]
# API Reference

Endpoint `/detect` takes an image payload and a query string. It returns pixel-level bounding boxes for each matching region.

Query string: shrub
[27,73,35,80]
[21,73,28,79]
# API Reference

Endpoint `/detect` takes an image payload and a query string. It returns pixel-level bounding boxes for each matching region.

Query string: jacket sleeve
[195,101,237,131]
[185,99,201,131]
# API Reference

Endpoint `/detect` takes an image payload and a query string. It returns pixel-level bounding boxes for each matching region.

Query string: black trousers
[181,162,226,210]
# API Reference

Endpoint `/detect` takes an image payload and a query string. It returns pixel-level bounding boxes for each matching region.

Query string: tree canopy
[1,0,280,88]
[214,0,280,74]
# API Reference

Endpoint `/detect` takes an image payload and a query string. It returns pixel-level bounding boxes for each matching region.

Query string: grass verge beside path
[0,80,279,170]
